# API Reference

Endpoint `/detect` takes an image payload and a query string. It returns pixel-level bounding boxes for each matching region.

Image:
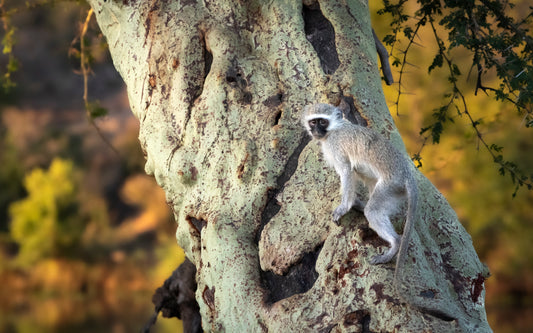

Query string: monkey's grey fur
[302,103,418,265]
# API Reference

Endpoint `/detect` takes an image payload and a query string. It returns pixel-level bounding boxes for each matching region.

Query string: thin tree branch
[373,29,394,85]
[80,8,119,155]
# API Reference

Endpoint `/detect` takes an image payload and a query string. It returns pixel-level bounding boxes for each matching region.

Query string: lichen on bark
[89,0,491,331]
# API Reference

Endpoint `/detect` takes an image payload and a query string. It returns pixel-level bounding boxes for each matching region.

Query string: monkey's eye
[309,119,317,126]
[319,119,329,127]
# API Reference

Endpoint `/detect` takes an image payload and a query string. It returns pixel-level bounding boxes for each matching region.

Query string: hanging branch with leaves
[1,0,118,153]
[0,0,19,91]
[73,7,117,154]
[378,0,533,195]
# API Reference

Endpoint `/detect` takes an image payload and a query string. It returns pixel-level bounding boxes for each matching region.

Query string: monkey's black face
[308,117,329,139]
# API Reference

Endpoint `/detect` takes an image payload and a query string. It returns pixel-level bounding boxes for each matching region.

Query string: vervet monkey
[302,103,418,265]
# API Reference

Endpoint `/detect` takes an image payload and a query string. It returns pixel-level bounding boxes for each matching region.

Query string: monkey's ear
[337,98,365,126]
[337,98,350,115]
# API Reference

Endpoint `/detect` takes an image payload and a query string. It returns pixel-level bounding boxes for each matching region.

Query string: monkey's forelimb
[331,164,367,222]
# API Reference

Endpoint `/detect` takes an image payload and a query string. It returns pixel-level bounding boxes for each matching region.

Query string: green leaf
[87,102,108,118]
[7,56,19,72]
[428,53,443,73]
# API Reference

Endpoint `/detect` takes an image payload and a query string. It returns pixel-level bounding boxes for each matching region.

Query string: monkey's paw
[332,206,349,223]
[369,252,395,265]
[370,255,385,265]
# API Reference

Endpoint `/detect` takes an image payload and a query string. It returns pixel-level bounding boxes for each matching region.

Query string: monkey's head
[302,103,343,140]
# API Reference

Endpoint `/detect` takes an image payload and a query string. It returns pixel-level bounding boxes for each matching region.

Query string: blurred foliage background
[371,1,533,332]
[0,1,531,332]
[0,2,183,332]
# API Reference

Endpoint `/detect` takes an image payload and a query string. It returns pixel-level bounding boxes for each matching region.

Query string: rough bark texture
[89,0,491,331]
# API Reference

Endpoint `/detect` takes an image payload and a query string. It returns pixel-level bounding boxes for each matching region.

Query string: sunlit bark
[89,0,491,331]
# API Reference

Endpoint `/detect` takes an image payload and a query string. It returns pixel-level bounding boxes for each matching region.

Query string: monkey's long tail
[393,175,461,322]
[393,174,418,284]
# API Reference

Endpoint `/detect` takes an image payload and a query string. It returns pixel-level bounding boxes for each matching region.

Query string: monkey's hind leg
[364,185,402,264]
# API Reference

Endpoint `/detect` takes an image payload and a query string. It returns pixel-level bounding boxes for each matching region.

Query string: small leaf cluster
[439,0,533,122]
[0,1,19,91]
[0,0,89,92]
[8,158,86,266]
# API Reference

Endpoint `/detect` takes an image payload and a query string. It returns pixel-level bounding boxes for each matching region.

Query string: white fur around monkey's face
[302,104,343,140]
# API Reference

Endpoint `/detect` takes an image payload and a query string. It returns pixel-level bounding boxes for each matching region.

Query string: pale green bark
[89,0,491,331]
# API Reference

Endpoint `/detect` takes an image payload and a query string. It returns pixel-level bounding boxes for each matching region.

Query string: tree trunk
[89,0,491,331]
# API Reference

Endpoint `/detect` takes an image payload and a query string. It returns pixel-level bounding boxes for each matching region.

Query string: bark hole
[236,153,250,179]
[148,74,157,88]
[202,286,216,311]
[424,309,456,322]
[263,93,283,126]
[360,314,371,332]
[203,42,213,80]
[273,110,282,126]
[302,2,340,75]
[263,93,283,109]
[226,64,252,104]
[242,91,252,104]
[187,216,207,234]
[343,310,371,332]
[189,34,212,107]
[260,245,322,304]
[225,66,246,87]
